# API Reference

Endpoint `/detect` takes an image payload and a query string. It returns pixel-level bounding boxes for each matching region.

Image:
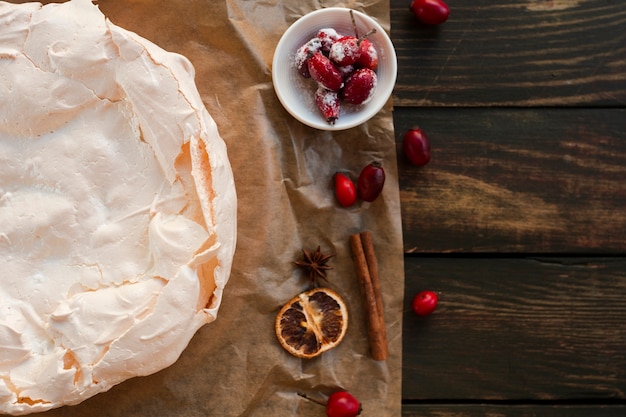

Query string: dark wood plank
[402,257,626,400]
[390,0,626,107]
[394,107,626,253]
[402,404,626,417]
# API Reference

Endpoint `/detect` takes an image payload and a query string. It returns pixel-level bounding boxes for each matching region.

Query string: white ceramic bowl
[272,7,397,131]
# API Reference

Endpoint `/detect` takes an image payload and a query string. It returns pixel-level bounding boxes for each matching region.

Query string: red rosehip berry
[315,87,340,125]
[342,68,377,105]
[412,290,438,317]
[294,38,322,78]
[402,128,431,166]
[326,391,362,417]
[308,52,344,92]
[410,0,450,25]
[329,36,362,67]
[356,38,378,70]
[334,172,357,207]
[357,161,385,202]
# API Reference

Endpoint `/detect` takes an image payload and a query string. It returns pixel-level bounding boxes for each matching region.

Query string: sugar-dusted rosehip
[356,38,378,70]
[410,0,450,25]
[342,68,377,105]
[308,52,344,92]
[357,161,385,202]
[329,36,362,67]
[315,87,340,125]
[403,128,431,166]
[295,37,322,78]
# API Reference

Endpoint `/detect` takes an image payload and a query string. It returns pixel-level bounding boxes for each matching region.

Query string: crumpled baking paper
[22,0,403,415]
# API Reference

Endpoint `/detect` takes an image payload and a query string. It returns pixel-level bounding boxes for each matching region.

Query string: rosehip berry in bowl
[356,38,378,70]
[329,36,362,67]
[410,0,450,25]
[294,38,322,78]
[342,68,377,105]
[308,52,344,92]
[412,290,438,317]
[403,127,431,166]
[315,87,340,125]
[357,161,385,202]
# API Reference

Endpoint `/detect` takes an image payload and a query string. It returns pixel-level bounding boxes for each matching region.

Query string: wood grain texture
[402,404,626,417]
[402,257,626,400]
[392,0,626,414]
[390,0,626,107]
[394,107,626,253]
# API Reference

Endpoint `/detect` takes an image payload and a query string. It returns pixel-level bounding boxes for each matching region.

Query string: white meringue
[0,0,237,414]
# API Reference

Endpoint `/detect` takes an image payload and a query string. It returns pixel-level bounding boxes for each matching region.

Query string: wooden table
[392,1,626,416]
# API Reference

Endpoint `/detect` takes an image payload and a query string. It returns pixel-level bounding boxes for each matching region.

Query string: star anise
[294,246,334,285]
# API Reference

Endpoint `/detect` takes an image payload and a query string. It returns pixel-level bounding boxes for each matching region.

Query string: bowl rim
[272,7,398,131]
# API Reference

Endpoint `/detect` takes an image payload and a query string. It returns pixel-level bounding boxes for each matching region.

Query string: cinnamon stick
[359,230,387,351]
[349,232,388,361]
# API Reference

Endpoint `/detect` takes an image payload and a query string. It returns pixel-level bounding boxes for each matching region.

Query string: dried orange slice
[275,287,348,359]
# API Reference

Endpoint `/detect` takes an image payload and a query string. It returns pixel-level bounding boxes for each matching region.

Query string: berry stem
[349,9,359,38]
[349,9,377,44]
[297,392,327,407]
[357,28,377,46]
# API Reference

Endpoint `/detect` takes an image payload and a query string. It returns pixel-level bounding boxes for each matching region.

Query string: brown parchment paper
[31,0,404,416]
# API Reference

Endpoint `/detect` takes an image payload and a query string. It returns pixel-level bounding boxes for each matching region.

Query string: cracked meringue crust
[0,0,237,414]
